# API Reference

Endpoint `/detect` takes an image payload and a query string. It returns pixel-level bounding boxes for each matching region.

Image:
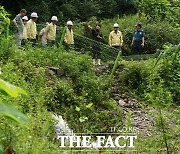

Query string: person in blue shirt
[131,23,145,54]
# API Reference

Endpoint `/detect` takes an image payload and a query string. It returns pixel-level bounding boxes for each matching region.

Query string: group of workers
[13,9,145,66]
[13,9,74,48]
[88,22,145,65]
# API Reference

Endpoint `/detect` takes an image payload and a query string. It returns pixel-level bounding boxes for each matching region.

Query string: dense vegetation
[0,0,179,153]
[1,0,180,22]
[74,15,180,54]
[1,0,138,21]
[0,37,179,153]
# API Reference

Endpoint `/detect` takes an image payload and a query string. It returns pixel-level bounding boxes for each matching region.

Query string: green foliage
[0,78,28,124]
[115,44,180,105]
[0,79,27,97]
[0,6,10,37]
[139,0,180,24]
[113,45,179,152]
[143,22,180,53]
[1,0,138,22]
[0,37,16,61]
[0,77,28,152]
[76,15,180,54]
[0,60,63,153]
[156,44,180,104]
[0,36,123,152]
[0,102,28,124]
[0,4,179,153]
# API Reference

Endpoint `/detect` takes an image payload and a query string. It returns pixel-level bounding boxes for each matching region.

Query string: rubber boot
[93,59,96,65]
[98,59,101,65]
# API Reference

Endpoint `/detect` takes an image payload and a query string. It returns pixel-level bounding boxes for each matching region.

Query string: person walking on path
[40,22,49,46]
[88,24,103,65]
[45,16,58,46]
[131,23,145,54]
[109,23,123,54]
[22,16,28,46]
[26,12,38,46]
[64,21,74,50]
[13,9,27,47]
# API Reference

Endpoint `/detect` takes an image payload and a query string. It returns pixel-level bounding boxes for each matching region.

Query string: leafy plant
[0,78,28,153]
[138,0,180,24]
[0,6,10,37]
[0,79,28,123]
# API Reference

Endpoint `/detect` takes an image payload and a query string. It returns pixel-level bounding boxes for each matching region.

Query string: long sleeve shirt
[64,28,74,45]
[92,29,103,42]
[109,30,123,47]
[45,23,56,41]
[26,19,37,39]
[40,28,47,45]
[22,24,28,40]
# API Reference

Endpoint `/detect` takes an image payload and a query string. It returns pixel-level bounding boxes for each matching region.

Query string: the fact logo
[58,135,137,149]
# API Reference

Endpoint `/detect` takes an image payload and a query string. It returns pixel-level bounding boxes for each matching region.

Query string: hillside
[0,1,180,153]
[0,36,179,153]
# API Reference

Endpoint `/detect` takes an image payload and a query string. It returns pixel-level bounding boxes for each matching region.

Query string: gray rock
[118,99,126,106]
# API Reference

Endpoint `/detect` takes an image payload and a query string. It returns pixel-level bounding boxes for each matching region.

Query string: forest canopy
[1,0,139,21]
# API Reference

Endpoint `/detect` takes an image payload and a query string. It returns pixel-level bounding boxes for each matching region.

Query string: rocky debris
[94,64,110,75]
[113,93,155,136]
[118,99,126,106]
[48,66,65,76]
[114,94,140,108]
[45,66,65,85]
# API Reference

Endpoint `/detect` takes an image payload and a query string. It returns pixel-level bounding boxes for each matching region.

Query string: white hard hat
[31,12,38,18]
[22,16,28,21]
[51,16,58,21]
[113,23,119,28]
[67,21,73,26]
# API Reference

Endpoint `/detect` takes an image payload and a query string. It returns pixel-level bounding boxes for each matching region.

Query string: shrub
[115,44,179,105]
[138,0,180,24]
[75,15,180,54]
[157,44,180,104]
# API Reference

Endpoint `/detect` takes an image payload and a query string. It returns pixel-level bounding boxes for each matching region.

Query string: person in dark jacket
[131,23,145,54]
[88,24,103,65]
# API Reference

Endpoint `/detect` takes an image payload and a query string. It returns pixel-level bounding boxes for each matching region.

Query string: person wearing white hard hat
[13,9,27,47]
[45,16,58,46]
[26,12,38,46]
[109,23,123,50]
[64,21,74,50]
[21,16,28,46]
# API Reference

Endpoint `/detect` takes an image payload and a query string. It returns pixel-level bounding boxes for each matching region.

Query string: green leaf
[0,148,3,154]
[0,79,27,97]
[75,106,80,112]
[0,89,8,96]
[79,116,88,123]
[4,18,10,25]
[86,103,93,108]
[0,102,28,124]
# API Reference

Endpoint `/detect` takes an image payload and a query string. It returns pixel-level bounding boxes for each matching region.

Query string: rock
[94,64,110,74]
[118,99,126,106]
[48,66,64,76]
[45,69,55,77]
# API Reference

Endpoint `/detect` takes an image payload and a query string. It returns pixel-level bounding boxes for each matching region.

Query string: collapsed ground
[0,38,179,153]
